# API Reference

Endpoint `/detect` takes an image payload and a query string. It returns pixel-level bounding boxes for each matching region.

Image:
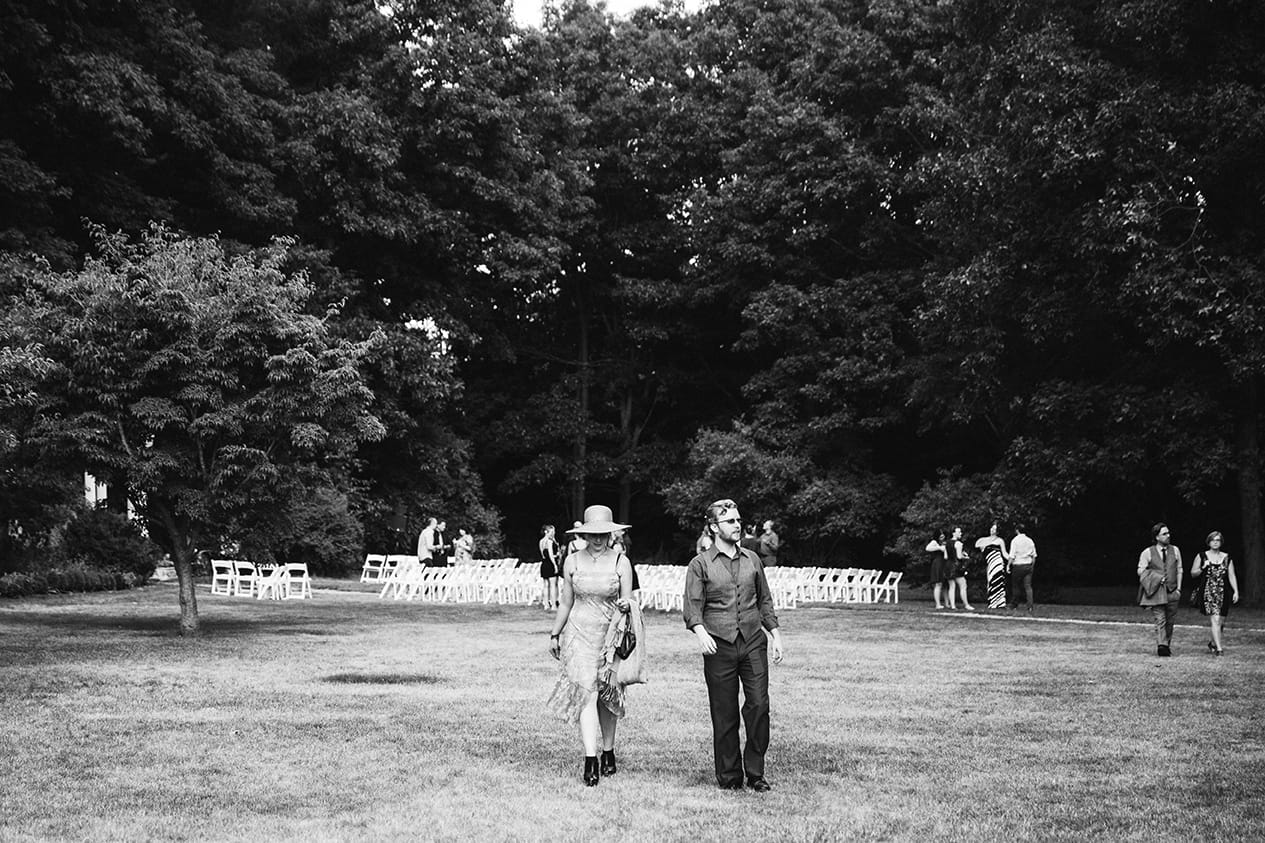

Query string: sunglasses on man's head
[716,517,741,525]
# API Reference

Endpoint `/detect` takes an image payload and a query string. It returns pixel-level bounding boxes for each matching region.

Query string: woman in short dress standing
[947,526,975,611]
[547,505,635,785]
[975,522,1009,609]
[539,524,560,610]
[1191,531,1240,655]
[925,531,950,609]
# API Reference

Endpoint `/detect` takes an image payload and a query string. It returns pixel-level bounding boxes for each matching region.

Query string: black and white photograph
[2,0,1263,839]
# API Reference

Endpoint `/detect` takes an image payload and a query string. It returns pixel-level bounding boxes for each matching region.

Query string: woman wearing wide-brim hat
[546,504,636,786]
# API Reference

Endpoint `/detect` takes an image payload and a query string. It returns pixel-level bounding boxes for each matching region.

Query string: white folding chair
[210,559,235,595]
[283,562,313,599]
[384,554,416,581]
[255,565,286,600]
[378,557,418,599]
[813,568,841,602]
[873,570,903,603]
[835,568,860,602]
[852,569,881,602]
[232,561,259,597]
[360,554,387,582]
[399,564,435,600]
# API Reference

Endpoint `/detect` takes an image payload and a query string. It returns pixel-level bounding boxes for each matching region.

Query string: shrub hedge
[54,508,163,581]
[0,566,142,598]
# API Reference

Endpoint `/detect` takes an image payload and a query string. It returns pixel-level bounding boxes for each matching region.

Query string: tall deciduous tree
[660,0,944,559]
[464,0,737,551]
[0,268,80,567]
[10,226,384,632]
[911,0,1265,597]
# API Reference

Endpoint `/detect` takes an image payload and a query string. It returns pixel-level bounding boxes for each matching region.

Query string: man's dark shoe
[718,778,743,790]
[1157,644,1171,657]
[747,777,771,793]
[600,749,617,776]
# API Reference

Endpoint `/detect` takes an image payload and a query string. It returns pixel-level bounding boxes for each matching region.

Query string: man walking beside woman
[685,498,784,792]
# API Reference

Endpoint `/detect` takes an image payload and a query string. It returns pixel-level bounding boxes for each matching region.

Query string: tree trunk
[571,289,590,520]
[154,500,200,634]
[172,544,200,635]
[1235,377,1264,605]
[617,390,638,524]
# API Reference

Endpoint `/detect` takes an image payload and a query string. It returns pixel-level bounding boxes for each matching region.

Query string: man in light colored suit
[1137,522,1182,657]
[417,518,437,566]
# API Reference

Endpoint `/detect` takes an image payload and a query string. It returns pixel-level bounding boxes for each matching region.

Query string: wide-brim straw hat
[566,505,630,535]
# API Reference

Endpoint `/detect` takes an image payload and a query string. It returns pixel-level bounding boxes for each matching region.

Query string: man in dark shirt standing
[684,498,784,792]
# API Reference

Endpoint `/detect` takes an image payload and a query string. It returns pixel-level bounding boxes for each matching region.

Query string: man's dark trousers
[702,630,770,786]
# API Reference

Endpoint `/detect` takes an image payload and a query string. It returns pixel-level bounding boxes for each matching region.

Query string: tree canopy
[4,0,1265,626]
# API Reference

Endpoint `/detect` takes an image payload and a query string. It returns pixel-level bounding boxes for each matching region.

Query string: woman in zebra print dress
[975,523,1009,609]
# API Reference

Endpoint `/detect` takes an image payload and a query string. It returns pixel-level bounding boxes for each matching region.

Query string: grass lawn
[2,582,1263,842]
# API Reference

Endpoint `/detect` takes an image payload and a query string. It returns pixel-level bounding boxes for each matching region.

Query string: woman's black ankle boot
[600,749,617,776]
[583,756,600,786]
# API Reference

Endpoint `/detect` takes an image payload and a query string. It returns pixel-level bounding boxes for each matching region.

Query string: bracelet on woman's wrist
[550,633,559,639]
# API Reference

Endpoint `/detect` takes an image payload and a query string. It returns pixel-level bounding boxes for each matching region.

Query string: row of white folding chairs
[360,553,423,583]
[636,565,899,609]
[796,567,902,604]
[636,565,804,612]
[378,558,524,602]
[636,566,685,612]
[364,553,520,585]
[368,557,898,609]
[210,559,313,600]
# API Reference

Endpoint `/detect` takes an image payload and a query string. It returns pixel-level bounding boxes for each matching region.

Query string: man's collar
[707,543,740,562]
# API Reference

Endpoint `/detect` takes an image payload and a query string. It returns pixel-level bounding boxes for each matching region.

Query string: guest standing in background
[539,524,561,611]
[758,520,780,568]
[417,517,437,567]
[695,528,713,556]
[1008,524,1037,613]
[453,528,474,565]
[947,526,975,611]
[432,520,449,566]
[1190,531,1240,655]
[975,523,1009,609]
[925,531,950,610]
[568,521,587,557]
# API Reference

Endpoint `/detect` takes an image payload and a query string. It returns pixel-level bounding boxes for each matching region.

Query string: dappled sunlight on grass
[2,583,1264,840]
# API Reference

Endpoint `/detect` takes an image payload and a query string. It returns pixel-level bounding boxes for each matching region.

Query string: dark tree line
[3,0,1264,626]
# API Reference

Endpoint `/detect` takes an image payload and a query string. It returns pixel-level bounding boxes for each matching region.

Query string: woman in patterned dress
[975,522,1010,609]
[1191,531,1240,655]
[547,505,635,785]
[453,528,474,565]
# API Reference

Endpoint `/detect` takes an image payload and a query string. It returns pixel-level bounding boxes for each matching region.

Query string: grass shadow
[323,672,442,685]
